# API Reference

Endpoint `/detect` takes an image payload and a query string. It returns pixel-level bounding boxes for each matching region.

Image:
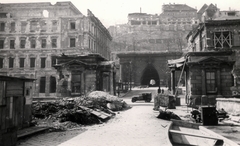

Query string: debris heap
[31,91,130,130]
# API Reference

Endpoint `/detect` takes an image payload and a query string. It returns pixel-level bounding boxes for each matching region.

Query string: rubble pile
[32,91,130,130]
[88,91,130,111]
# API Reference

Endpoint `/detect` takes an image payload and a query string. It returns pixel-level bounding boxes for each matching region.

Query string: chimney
[140,7,142,13]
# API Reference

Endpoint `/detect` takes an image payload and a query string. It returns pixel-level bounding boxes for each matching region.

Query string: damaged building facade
[168,18,240,113]
[110,4,198,88]
[0,2,113,100]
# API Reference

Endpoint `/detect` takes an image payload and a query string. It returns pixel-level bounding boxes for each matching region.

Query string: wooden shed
[0,75,34,146]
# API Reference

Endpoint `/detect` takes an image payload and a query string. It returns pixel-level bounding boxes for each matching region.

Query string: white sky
[1,0,240,28]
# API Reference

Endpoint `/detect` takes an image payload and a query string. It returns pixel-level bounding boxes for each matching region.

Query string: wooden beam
[169,129,223,141]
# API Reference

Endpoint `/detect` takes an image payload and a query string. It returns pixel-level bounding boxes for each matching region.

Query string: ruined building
[168,15,240,113]
[109,3,198,54]
[0,2,113,100]
[109,3,198,88]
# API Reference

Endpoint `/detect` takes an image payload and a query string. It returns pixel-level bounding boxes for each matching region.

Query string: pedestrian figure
[158,87,161,94]
[162,89,164,94]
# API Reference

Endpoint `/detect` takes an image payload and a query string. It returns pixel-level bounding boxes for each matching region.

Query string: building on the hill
[0,2,113,100]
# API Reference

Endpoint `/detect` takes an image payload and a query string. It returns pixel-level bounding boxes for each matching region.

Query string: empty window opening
[0,22,5,31]
[30,21,38,32]
[51,56,57,67]
[20,58,25,68]
[50,76,56,93]
[70,22,76,29]
[40,21,47,32]
[40,77,46,93]
[0,58,3,68]
[10,22,15,32]
[51,38,57,48]
[20,39,26,48]
[10,40,15,49]
[9,57,14,68]
[52,20,57,32]
[30,38,36,48]
[30,58,35,68]
[0,39,4,49]
[70,38,76,47]
[41,39,46,48]
[41,57,46,68]
[21,22,27,32]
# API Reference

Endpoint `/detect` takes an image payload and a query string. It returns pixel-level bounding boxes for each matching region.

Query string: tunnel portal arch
[141,64,159,87]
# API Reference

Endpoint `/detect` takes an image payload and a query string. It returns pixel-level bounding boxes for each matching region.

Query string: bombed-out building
[168,18,240,113]
[0,2,113,100]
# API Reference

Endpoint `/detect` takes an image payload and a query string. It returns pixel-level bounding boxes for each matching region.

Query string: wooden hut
[0,75,34,146]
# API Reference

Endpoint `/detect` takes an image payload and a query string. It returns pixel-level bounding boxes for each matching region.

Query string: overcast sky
[1,0,240,28]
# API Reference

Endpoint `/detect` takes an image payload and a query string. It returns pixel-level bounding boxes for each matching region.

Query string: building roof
[162,4,197,12]
[214,16,240,20]
[197,4,209,15]
[0,1,83,16]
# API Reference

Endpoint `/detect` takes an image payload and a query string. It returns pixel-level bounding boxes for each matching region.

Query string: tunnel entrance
[141,65,159,87]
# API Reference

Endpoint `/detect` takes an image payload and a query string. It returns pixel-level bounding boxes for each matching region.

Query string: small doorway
[71,74,81,96]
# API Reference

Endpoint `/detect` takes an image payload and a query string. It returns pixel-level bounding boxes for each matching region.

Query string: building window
[206,71,217,94]
[30,38,36,48]
[19,58,24,68]
[20,39,26,48]
[21,22,27,32]
[30,58,35,68]
[52,20,57,32]
[40,20,47,32]
[10,40,15,49]
[70,38,75,47]
[40,77,46,93]
[51,56,57,67]
[214,31,232,48]
[0,80,6,105]
[51,38,57,48]
[41,38,46,48]
[0,58,3,68]
[0,39,4,49]
[10,22,15,32]
[50,76,56,93]
[41,57,46,68]
[70,22,76,29]
[0,22,5,31]
[9,57,14,68]
[30,21,38,32]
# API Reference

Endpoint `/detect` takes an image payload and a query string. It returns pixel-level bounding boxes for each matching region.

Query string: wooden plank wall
[0,79,29,146]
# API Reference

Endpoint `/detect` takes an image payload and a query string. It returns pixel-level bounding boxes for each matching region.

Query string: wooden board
[78,106,111,120]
